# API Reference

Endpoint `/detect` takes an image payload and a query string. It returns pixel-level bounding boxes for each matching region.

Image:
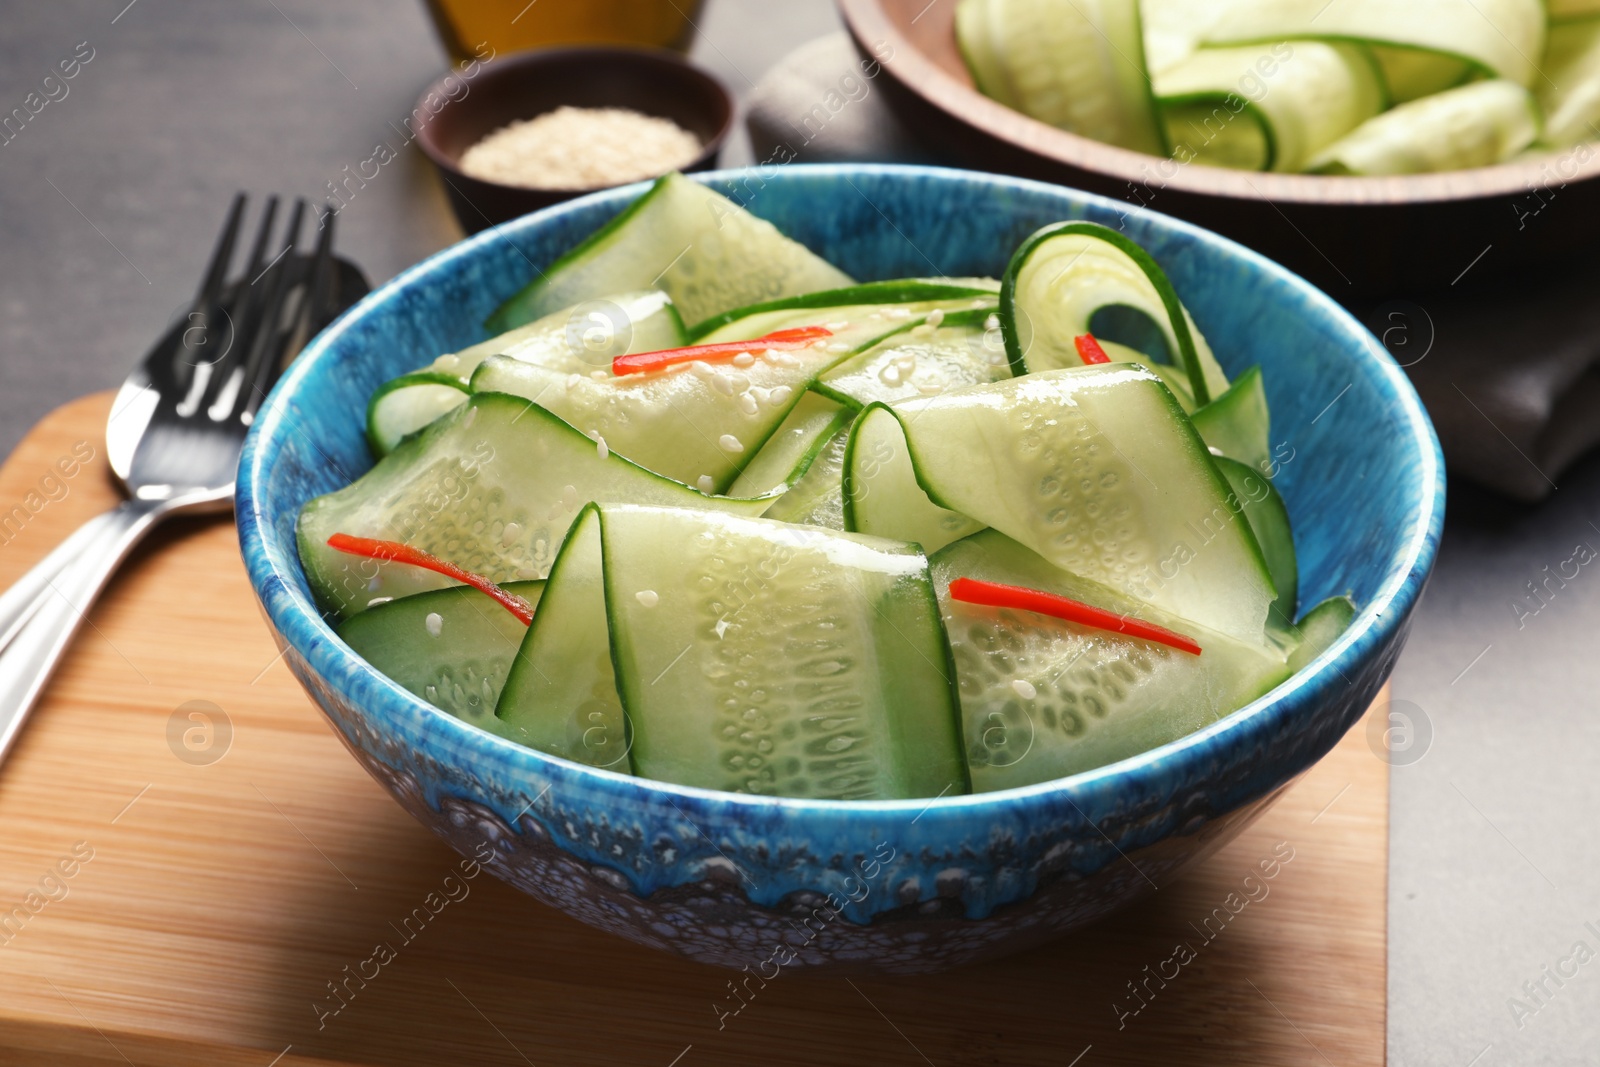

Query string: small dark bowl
[414,46,734,234]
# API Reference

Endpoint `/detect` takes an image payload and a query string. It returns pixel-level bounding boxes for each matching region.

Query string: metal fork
[0,195,338,764]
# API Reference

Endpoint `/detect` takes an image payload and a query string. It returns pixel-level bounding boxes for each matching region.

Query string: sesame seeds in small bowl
[413,47,734,233]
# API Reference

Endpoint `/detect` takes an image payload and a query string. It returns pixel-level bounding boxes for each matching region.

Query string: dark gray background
[0,2,1595,1064]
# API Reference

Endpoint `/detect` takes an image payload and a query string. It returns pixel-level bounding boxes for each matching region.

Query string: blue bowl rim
[237,162,1444,823]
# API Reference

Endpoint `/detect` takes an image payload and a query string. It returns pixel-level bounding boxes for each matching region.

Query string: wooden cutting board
[0,392,1387,1067]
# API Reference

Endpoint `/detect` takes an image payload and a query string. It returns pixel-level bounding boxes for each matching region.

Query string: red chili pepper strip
[948,577,1201,656]
[611,325,834,376]
[1074,333,1112,365]
[327,533,534,625]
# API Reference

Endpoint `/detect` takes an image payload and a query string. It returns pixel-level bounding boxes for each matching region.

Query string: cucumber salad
[957,0,1600,174]
[298,173,1354,802]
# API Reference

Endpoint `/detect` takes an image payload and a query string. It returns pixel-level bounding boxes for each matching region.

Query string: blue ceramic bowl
[237,165,1442,974]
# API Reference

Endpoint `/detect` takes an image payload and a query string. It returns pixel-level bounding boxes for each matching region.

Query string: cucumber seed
[425,612,444,637]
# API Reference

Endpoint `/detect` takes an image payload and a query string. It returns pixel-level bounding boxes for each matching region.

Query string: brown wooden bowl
[413,46,734,235]
[839,0,1600,297]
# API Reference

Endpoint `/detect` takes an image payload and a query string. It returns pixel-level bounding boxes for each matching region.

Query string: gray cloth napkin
[746,32,1600,502]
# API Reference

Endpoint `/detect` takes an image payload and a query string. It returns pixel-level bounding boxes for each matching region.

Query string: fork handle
[0,509,134,655]
[0,499,165,765]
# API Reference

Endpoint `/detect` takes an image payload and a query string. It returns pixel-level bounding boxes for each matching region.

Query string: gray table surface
[1,2,1596,1064]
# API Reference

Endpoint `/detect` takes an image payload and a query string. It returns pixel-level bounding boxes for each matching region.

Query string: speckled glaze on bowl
[236,164,1442,974]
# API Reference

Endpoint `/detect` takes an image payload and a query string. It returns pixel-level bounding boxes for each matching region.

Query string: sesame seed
[457,106,702,192]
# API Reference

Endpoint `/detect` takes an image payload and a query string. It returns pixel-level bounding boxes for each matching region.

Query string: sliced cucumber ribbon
[486,173,854,334]
[1154,41,1385,172]
[955,0,1166,153]
[337,579,545,735]
[1001,221,1227,405]
[497,503,969,800]
[1552,0,1600,18]
[814,309,1011,408]
[496,506,631,771]
[1540,17,1600,147]
[930,530,1290,790]
[843,404,986,555]
[1308,79,1540,174]
[688,280,998,340]
[844,366,1278,647]
[366,288,687,458]
[365,373,470,458]
[470,319,859,493]
[724,391,852,499]
[300,393,777,619]
[761,421,852,530]
[1198,0,1547,87]
[1369,45,1474,103]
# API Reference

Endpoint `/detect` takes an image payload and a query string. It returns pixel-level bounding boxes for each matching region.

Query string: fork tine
[168,194,246,394]
[197,197,280,412]
[304,206,337,325]
[192,193,246,311]
[235,199,308,415]
[241,204,334,418]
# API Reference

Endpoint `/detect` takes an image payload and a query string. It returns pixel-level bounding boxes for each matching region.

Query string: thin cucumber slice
[486,173,854,333]
[296,392,770,619]
[1191,365,1269,472]
[469,334,847,491]
[1159,100,1272,170]
[847,366,1277,647]
[959,0,1166,154]
[445,289,686,381]
[1308,79,1539,174]
[1551,0,1600,18]
[1091,338,1198,412]
[931,531,1291,790]
[688,280,1000,340]
[1287,595,1357,673]
[1214,456,1297,626]
[725,391,852,499]
[1369,45,1474,103]
[763,421,852,530]
[366,290,688,458]
[596,505,968,800]
[1155,41,1385,172]
[955,0,1022,106]
[815,311,1011,407]
[1539,18,1600,147]
[495,508,631,770]
[365,373,470,458]
[1140,0,1230,74]
[337,580,543,733]
[1200,0,1547,87]
[843,405,985,555]
[695,295,1000,357]
[1001,221,1228,405]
